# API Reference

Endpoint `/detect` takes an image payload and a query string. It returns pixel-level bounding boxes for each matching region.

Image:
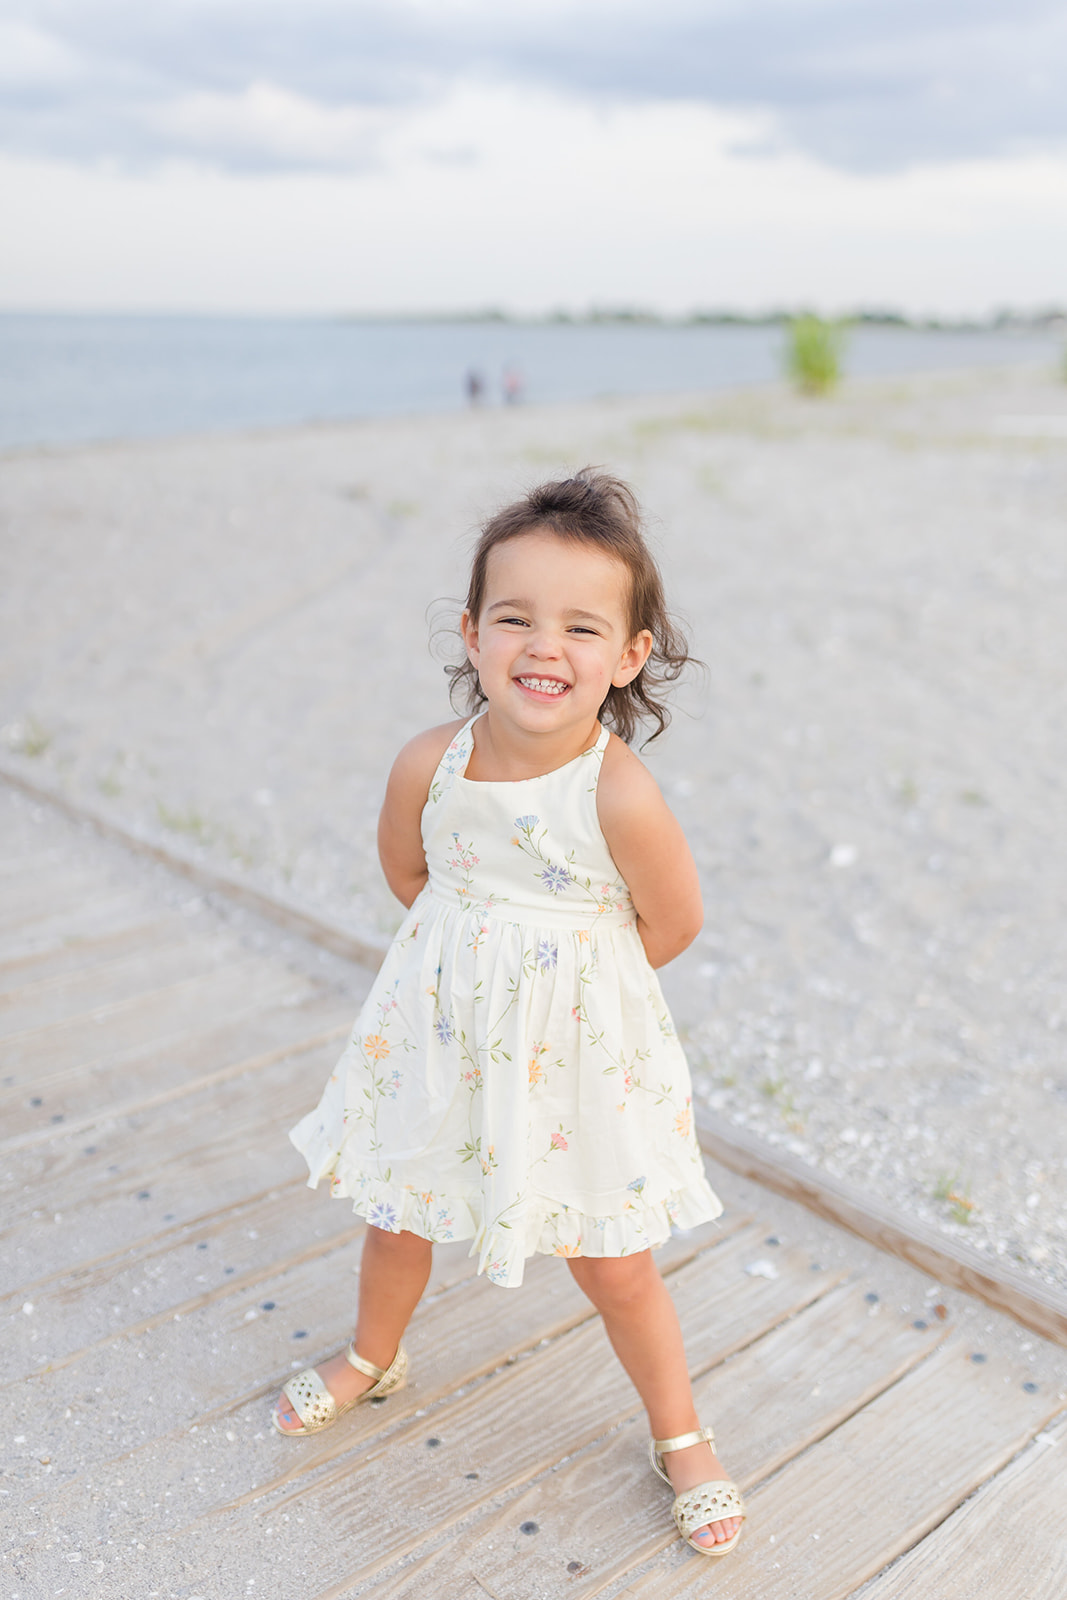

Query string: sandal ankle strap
[649,1424,715,1484]
[652,1425,715,1455]
[344,1344,388,1382]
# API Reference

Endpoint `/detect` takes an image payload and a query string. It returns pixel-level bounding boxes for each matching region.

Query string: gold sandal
[271,1343,408,1436]
[650,1425,745,1556]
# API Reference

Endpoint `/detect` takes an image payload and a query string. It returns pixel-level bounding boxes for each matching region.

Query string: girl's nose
[527,628,562,658]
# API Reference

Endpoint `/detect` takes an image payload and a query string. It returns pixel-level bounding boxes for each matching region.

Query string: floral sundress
[290,714,723,1287]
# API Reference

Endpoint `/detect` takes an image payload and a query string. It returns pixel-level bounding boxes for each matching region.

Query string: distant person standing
[502,364,523,405]
[466,368,485,406]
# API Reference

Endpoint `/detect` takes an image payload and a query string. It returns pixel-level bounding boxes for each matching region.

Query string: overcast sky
[2,0,1066,314]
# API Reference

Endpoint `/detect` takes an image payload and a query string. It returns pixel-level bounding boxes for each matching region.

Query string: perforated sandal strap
[649,1424,716,1483]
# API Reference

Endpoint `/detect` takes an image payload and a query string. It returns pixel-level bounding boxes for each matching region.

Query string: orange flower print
[364,1034,390,1060]
[528,1041,549,1088]
[554,1242,581,1257]
[674,1102,692,1138]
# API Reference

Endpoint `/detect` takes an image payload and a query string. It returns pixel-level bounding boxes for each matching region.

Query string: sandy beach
[3,360,1065,1293]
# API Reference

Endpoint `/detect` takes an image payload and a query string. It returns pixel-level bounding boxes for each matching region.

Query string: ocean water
[0,313,1059,451]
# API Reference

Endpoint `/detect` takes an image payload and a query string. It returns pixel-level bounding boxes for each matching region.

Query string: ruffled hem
[297,1152,723,1289]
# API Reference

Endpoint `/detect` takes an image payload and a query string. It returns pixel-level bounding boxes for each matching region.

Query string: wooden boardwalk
[3,784,1066,1600]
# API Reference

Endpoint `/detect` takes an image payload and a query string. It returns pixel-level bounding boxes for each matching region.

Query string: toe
[273,1403,302,1433]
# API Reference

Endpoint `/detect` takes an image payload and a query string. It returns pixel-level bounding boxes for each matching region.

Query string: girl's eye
[569,626,598,635]
[499,616,529,627]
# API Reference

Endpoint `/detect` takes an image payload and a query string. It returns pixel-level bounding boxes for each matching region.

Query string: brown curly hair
[446,469,697,744]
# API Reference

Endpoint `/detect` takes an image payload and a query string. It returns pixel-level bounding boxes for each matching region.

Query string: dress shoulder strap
[425,714,479,809]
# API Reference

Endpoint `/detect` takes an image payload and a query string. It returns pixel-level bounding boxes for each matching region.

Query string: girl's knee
[568,1250,657,1311]
[365,1225,432,1261]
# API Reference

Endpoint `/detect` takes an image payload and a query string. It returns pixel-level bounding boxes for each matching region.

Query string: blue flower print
[628,1176,647,1196]
[368,1201,399,1231]
[435,1016,454,1046]
[514,814,539,830]
[537,938,558,971]
[540,864,572,894]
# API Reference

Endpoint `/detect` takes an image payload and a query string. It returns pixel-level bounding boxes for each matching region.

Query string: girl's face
[461,530,652,738]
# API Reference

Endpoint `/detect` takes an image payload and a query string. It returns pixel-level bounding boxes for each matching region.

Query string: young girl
[275,470,745,1556]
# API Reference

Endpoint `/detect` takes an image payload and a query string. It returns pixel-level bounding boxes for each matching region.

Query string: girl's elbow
[669,917,702,962]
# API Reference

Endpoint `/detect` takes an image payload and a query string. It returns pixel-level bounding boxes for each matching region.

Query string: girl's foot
[662,1438,743,1550]
[272,1347,378,1433]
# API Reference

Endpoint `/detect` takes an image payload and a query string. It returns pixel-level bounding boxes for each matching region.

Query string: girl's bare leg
[567,1251,742,1549]
[273,1226,432,1431]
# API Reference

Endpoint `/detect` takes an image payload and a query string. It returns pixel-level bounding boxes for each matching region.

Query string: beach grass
[785,315,849,395]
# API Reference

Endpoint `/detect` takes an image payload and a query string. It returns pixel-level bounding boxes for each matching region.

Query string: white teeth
[518,677,568,695]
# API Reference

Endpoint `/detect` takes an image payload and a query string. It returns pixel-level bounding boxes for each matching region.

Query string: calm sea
[0,314,1059,451]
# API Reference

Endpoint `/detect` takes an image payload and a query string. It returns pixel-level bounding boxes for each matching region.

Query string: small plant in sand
[156,801,212,845]
[759,1075,798,1118]
[10,716,52,757]
[784,315,848,396]
[933,1170,975,1225]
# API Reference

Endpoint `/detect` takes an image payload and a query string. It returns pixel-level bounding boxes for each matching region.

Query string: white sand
[3,362,1065,1291]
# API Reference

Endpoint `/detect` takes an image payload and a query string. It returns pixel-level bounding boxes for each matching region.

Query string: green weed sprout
[785,315,848,396]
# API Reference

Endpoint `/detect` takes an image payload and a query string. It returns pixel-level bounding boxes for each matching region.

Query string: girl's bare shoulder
[596,730,669,828]
[387,717,469,794]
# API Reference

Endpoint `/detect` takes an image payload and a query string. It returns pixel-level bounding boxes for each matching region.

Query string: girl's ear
[460,609,480,665]
[612,629,653,687]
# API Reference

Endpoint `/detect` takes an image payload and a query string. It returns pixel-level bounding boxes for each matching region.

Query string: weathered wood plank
[0,1041,342,1278]
[7,1220,732,1554]
[0,888,151,962]
[1,1179,362,1381]
[699,1113,1067,1349]
[0,865,110,928]
[356,1283,949,1600]
[168,1229,843,1600]
[0,993,353,1148]
[0,761,390,971]
[0,913,184,994]
[851,1409,1067,1600]
[2,953,310,1075]
[0,933,254,1035]
[620,1340,1064,1599]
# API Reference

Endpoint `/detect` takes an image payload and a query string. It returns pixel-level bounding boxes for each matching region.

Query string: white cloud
[2,2,1067,173]
[149,82,396,171]
[3,82,1066,316]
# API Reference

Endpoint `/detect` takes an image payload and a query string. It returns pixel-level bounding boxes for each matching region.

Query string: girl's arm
[378,720,465,908]
[596,736,704,968]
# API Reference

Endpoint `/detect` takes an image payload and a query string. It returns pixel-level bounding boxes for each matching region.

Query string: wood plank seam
[0,763,390,972]
[0,1177,324,1302]
[12,1222,368,1378]
[0,1014,352,1152]
[698,1113,1067,1348]
[0,954,276,1047]
[194,1222,770,1514]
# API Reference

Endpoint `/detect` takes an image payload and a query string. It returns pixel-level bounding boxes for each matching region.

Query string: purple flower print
[537,938,558,971]
[540,864,572,894]
[435,1016,454,1045]
[368,1200,399,1231]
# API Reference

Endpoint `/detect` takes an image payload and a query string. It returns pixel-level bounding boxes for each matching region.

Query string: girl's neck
[464,709,603,783]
